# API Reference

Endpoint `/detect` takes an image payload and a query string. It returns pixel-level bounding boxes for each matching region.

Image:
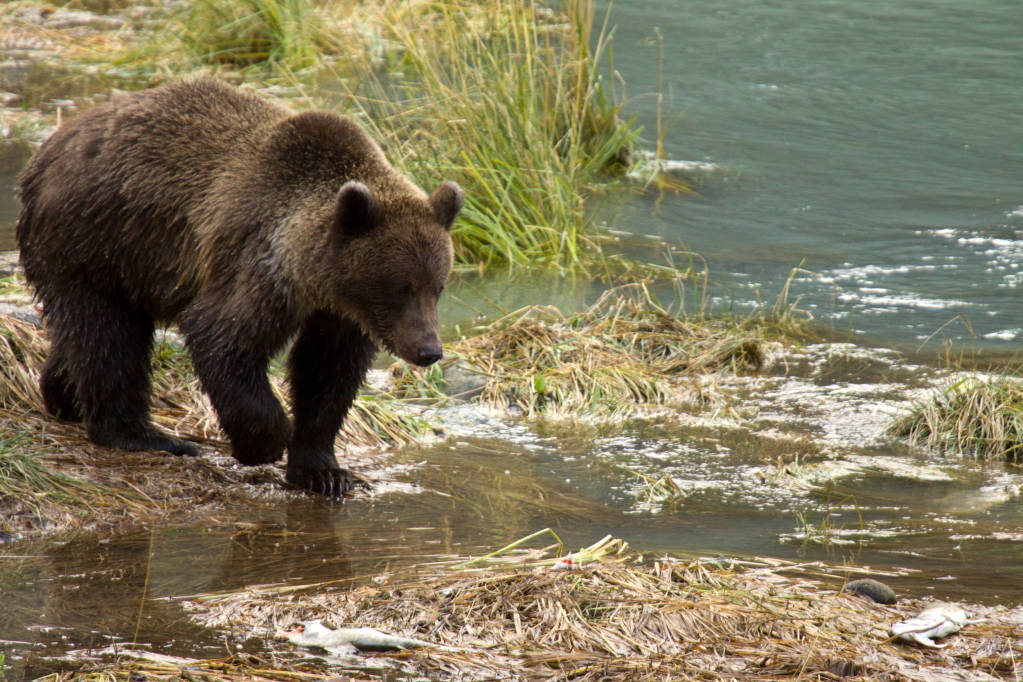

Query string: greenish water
[604,0,1023,350]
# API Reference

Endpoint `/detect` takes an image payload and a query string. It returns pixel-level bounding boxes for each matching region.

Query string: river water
[2,1,1023,677]
[604,0,1023,350]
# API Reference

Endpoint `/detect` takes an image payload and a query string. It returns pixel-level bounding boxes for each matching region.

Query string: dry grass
[0,313,427,453]
[889,374,1023,461]
[145,335,430,453]
[395,282,777,420]
[85,538,1017,681]
[0,308,433,537]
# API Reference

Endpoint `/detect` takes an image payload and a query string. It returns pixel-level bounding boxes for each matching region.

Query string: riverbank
[26,539,1023,681]
[5,243,1023,680]
[0,251,804,540]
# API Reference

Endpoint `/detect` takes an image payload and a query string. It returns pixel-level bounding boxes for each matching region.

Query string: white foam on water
[983,328,1021,341]
[836,291,964,311]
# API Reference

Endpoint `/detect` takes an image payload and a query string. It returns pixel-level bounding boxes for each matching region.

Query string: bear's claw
[286,465,356,499]
[93,430,199,457]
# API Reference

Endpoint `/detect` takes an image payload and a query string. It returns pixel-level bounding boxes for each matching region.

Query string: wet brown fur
[16,79,462,495]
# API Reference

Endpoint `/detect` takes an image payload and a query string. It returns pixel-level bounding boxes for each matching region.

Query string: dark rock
[844,578,897,604]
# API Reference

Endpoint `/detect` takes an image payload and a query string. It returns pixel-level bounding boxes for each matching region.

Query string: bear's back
[17,80,291,316]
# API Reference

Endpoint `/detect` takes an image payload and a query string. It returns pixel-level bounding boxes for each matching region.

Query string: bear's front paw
[286,462,356,499]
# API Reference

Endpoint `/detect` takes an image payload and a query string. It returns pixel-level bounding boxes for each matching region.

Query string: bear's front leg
[181,311,292,467]
[288,311,376,498]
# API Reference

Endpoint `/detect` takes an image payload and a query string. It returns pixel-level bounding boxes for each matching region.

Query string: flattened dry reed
[396,282,770,420]
[180,542,1023,681]
[0,312,424,453]
[1,317,154,524]
[145,336,428,452]
[0,311,46,413]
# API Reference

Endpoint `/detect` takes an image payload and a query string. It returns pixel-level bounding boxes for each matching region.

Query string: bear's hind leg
[46,289,198,456]
[40,351,81,422]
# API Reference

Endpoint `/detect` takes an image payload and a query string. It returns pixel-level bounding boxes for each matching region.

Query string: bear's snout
[416,344,443,366]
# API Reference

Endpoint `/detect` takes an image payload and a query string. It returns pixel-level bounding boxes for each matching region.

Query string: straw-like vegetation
[25,535,1023,680]
[1,317,155,528]
[0,265,810,537]
[0,303,433,536]
[0,434,147,517]
[130,536,1018,681]
[145,336,431,453]
[0,311,427,456]
[888,374,1023,461]
[171,0,326,69]
[394,282,794,420]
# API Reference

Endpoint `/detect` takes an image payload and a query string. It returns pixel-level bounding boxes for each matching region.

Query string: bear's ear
[429,181,463,230]
[335,181,375,238]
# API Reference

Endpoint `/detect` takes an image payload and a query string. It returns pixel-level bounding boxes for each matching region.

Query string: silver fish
[277,619,460,656]
[890,604,984,648]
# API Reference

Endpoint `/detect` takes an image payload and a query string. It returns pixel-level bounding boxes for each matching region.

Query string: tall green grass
[333,0,640,276]
[173,0,324,69]
[52,0,645,276]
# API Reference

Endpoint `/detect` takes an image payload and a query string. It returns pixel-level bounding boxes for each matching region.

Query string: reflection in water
[0,438,615,678]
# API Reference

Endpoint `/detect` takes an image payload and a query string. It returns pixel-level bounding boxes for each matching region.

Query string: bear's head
[324,178,463,367]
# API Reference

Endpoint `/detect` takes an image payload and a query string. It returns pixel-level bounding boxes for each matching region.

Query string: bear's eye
[399,282,413,298]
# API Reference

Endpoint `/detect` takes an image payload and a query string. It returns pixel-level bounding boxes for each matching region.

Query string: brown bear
[16,79,462,497]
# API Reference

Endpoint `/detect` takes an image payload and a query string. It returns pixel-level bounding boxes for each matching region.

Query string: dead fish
[277,619,459,656]
[890,604,984,648]
[551,555,577,571]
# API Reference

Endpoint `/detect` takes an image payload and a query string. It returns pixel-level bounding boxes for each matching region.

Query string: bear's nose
[417,345,443,366]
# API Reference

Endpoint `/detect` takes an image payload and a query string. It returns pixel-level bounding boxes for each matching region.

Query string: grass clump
[889,374,1023,461]
[338,0,642,276]
[0,308,433,452]
[1,317,151,529]
[395,282,776,420]
[0,306,434,536]
[146,333,436,451]
[170,0,326,70]
[0,434,147,514]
